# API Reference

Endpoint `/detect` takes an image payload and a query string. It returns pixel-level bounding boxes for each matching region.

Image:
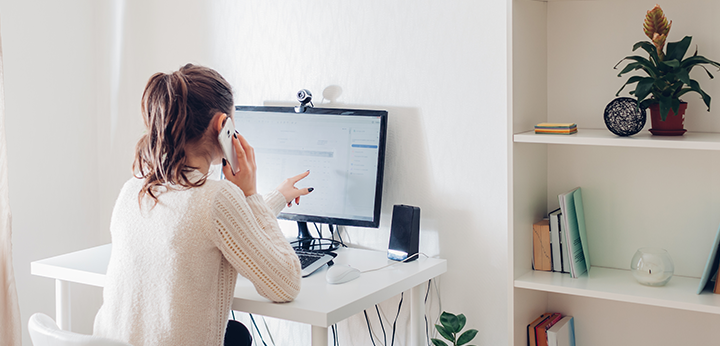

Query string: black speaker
[387,204,420,261]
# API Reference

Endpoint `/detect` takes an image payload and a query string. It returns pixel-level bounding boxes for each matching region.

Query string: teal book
[697,223,720,294]
[558,187,590,278]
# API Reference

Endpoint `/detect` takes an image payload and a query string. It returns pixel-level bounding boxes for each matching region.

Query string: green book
[558,187,590,278]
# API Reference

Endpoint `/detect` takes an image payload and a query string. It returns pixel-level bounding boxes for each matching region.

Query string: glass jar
[630,247,674,286]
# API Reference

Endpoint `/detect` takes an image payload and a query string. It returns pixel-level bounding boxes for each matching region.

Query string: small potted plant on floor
[615,4,720,135]
[431,311,478,346]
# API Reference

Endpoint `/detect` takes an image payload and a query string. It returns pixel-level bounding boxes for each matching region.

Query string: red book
[527,313,551,346]
[535,313,562,346]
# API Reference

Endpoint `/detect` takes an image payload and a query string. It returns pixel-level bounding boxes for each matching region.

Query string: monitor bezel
[234,105,388,228]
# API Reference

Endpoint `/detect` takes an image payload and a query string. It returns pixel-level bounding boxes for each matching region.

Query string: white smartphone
[218,117,239,174]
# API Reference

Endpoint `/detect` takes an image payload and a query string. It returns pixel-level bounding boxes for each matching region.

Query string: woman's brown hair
[133,63,233,205]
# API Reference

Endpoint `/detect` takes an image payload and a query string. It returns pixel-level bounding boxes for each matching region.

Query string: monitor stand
[296,221,314,250]
[294,221,342,252]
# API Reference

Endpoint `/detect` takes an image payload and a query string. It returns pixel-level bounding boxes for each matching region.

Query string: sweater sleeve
[210,182,302,302]
[263,190,288,216]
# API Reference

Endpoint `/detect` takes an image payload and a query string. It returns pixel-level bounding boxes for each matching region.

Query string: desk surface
[31,244,446,327]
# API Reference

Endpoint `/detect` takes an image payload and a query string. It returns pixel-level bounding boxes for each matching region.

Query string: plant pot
[648,102,687,136]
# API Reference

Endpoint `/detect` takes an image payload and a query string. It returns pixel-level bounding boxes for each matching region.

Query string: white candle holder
[630,247,674,286]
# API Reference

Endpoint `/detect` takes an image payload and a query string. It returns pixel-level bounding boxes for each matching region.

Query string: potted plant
[431,311,478,346]
[615,4,720,135]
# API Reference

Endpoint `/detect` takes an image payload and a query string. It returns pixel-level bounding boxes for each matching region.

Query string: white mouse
[325,264,361,284]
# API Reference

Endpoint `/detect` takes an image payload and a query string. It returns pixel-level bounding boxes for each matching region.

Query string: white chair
[28,313,132,346]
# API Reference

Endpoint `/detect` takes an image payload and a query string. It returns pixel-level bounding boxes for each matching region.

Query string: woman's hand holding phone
[222,133,257,197]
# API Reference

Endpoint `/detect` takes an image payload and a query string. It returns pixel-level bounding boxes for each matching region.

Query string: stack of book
[527,313,575,346]
[534,123,578,135]
[532,187,591,278]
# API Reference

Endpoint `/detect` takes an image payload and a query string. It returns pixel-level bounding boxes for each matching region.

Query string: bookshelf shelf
[514,129,720,151]
[515,268,720,315]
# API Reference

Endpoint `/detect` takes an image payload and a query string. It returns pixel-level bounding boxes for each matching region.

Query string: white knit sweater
[93,171,302,345]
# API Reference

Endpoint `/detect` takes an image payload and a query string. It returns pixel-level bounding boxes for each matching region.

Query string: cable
[231,310,236,320]
[361,253,428,274]
[312,222,323,239]
[261,316,276,346]
[364,310,377,346]
[335,225,346,246]
[249,314,268,346]
[390,292,404,346]
[375,305,387,346]
[424,280,432,346]
[331,324,338,346]
[331,324,336,346]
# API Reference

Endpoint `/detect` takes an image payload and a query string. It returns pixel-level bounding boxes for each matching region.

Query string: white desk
[31,244,447,346]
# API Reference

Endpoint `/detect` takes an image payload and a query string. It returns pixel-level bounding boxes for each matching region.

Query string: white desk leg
[410,283,425,346]
[311,325,328,346]
[55,279,71,330]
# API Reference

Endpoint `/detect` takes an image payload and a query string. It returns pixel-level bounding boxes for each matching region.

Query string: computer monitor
[234,105,387,243]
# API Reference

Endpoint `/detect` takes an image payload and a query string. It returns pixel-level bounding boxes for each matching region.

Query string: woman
[93,64,309,345]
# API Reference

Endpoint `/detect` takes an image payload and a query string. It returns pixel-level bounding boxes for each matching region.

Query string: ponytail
[133,64,233,205]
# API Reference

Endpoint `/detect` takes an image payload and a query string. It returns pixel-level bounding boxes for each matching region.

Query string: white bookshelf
[511,0,720,345]
[514,129,720,151]
[515,267,720,315]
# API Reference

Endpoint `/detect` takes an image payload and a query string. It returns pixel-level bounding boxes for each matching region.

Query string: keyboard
[294,249,335,277]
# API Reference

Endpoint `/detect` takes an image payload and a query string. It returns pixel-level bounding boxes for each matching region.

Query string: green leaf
[659,96,672,121]
[457,329,479,346]
[640,98,657,110]
[676,68,691,85]
[436,324,455,342]
[431,339,449,346]
[615,59,658,78]
[633,41,661,66]
[671,98,681,117]
[681,55,720,71]
[689,79,712,110]
[634,77,655,101]
[699,65,715,79]
[457,314,467,333]
[666,36,692,61]
[657,59,679,72]
[440,312,460,334]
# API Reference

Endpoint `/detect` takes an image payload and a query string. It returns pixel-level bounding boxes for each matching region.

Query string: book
[527,313,551,346]
[533,219,552,271]
[548,208,562,272]
[535,313,562,346]
[558,187,590,278]
[697,222,720,294]
[558,212,570,274]
[547,316,575,346]
[534,123,578,135]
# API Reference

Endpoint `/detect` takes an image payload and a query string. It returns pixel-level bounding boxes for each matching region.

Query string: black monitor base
[292,221,343,252]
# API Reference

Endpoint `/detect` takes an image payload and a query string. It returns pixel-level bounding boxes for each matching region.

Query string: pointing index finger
[290,170,310,183]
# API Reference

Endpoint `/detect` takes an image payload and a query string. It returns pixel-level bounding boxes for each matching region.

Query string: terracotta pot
[649,102,687,136]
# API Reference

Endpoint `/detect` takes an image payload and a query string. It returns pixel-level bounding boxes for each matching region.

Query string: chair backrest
[28,313,132,346]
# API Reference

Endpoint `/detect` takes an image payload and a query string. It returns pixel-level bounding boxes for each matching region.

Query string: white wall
[1,1,106,345]
[4,1,509,345]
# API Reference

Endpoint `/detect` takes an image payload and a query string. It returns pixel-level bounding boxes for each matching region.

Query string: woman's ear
[213,112,227,134]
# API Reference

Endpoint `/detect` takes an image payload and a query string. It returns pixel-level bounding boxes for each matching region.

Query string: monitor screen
[234,106,387,228]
